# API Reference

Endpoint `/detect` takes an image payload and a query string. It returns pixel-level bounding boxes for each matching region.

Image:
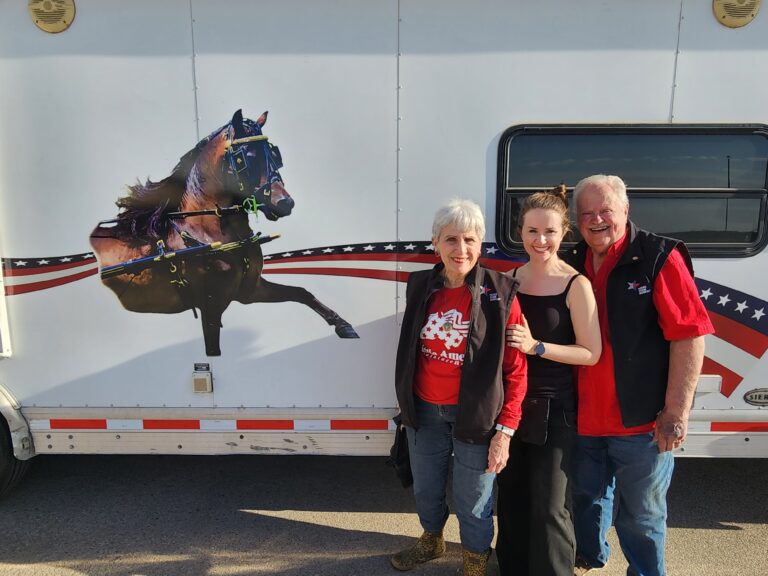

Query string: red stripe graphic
[701,357,741,398]
[5,268,98,296]
[708,310,768,359]
[236,420,294,430]
[143,420,200,430]
[480,258,518,273]
[3,259,97,277]
[711,422,768,432]
[50,419,107,430]
[264,267,408,282]
[331,419,390,430]
[265,253,433,264]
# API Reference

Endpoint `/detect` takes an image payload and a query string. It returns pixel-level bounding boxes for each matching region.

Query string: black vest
[566,222,694,427]
[395,264,520,443]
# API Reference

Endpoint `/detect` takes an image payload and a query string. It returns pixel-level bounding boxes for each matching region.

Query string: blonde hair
[518,184,570,234]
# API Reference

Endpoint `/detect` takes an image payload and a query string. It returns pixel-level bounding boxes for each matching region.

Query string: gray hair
[432,198,486,240]
[573,174,629,208]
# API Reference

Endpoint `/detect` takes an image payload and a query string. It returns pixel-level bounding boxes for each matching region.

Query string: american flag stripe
[2,258,97,276]
[695,278,768,399]
[5,267,98,296]
[2,253,98,296]
[2,242,521,295]
[265,267,407,283]
[701,357,743,398]
[707,311,768,359]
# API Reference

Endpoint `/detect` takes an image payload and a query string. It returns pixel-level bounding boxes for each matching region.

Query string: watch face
[535,341,545,356]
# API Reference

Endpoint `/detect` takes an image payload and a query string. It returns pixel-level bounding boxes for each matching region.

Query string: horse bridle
[166,133,284,221]
[226,134,284,201]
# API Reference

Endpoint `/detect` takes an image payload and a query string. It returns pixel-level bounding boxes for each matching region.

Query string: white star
[753,308,765,321]
[37,259,50,265]
[717,294,731,306]
[264,255,272,260]
[424,244,435,251]
[735,301,748,313]
[363,245,374,251]
[322,248,334,254]
[343,246,354,252]
[282,252,294,257]
[83,253,94,259]
[700,288,713,300]
[60,257,72,263]
[13,260,28,266]
[485,246,498,254]
[384,244,395,251]
[302,250,314,255]
[404,243,416,250]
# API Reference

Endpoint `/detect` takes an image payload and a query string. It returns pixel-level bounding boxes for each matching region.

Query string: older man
[566,175,713,576]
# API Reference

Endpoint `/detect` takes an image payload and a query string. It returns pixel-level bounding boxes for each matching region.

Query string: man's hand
[486,431,511,473]
[654,408,687,453]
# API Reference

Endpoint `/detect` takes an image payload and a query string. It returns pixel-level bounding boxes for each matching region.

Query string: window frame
[495,124,768,259]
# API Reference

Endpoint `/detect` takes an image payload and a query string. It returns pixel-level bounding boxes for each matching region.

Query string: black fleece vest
[395,264,520,443]
[567,222,693,427]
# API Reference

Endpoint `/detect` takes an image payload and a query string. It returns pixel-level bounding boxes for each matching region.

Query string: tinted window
[497,126,768,258]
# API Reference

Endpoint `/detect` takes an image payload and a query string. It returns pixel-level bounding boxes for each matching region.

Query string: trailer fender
[0,384,34,461]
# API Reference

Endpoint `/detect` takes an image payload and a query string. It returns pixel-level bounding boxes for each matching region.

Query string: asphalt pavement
[0,455,766,576]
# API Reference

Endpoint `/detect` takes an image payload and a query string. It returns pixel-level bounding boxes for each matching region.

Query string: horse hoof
[335,323,360,339]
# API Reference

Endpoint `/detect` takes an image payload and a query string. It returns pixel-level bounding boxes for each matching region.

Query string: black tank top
[513,269,579,400]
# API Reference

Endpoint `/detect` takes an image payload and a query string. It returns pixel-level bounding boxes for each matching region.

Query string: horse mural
[90,109,359,356]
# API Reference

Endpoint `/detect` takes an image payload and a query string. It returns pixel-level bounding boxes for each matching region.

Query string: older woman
[392,199,527,576]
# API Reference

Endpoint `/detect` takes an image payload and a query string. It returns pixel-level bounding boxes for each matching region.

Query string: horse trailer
[1,0,768,496]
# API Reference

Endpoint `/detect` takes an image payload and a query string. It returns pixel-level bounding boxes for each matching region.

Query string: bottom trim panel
[31,430,395,456]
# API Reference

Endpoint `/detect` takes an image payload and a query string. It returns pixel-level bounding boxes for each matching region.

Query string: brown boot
[459,547,489,576]
[390,530,446,571]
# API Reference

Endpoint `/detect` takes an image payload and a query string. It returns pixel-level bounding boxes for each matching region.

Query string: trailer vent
[28,0,76,34]
[713,0,761,28]
[192,372,213,394]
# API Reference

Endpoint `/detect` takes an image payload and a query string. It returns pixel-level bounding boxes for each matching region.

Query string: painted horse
[90,110,359,356]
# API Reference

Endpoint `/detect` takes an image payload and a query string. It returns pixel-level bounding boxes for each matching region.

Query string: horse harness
[100,133,284,294]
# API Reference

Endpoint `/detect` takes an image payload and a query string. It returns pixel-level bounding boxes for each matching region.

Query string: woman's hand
[486,431,511,473]
[506,315,536,354]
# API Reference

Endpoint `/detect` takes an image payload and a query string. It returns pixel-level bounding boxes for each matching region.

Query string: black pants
[496,402,576,576]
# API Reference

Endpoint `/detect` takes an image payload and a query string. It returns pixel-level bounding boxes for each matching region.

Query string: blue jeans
[406,398,496,554]
[571,433,674,576]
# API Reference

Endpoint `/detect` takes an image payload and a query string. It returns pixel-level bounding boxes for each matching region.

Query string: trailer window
[496,126,768,258]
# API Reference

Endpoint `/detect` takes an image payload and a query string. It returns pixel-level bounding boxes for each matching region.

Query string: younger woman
[496,185,601,576]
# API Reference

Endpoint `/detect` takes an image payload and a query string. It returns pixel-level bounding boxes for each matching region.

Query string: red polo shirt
[577,232,714,436]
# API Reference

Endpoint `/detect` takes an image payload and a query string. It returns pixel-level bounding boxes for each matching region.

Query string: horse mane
[112,126,226,243]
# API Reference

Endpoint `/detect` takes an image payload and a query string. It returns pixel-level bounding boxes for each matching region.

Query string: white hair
[573,174,629,207]
[432,198,486,240]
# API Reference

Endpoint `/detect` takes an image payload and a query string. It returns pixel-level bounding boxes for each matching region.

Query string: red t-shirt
[414,285,528,429]
[577,233,714,436]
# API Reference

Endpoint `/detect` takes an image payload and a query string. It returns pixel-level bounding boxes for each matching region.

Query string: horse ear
[231,109,245,138]
[256,111,268,128]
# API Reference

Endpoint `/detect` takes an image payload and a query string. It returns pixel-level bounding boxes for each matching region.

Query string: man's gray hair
[573,174,629,207]
[432,198,486,240]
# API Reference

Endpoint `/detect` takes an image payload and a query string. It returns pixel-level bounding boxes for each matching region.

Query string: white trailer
[2,0,768,496]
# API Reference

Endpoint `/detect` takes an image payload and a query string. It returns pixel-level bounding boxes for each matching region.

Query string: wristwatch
[494,423,515,437]
[534,340,546,356]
